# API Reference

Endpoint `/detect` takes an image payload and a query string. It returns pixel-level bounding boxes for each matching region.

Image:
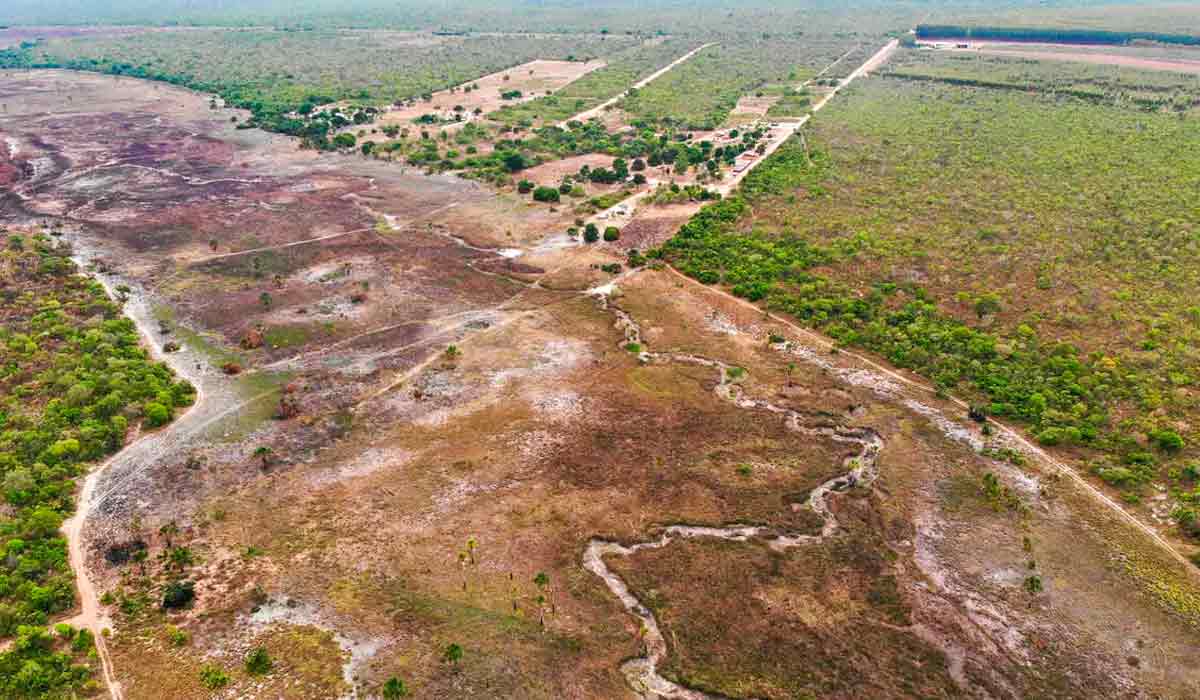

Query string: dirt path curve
[583,288,885,699]
[660,265,1199,578]
[61,241,256,700]
[557,42,717,127]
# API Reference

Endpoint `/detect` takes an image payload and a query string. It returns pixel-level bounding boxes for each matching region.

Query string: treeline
[916,24,1200,46]
[1,231,194,695]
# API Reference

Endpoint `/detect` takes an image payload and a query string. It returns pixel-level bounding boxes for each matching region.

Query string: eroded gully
[582,288,884,700]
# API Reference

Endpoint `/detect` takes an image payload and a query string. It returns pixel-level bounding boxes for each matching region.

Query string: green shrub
[1152,429,1185,452]
[603,227,620,242]
[161,580,195,610]
[245,647,273,675]
[532,186,561,203]
[382,677,409,698]
[199,664,229,690]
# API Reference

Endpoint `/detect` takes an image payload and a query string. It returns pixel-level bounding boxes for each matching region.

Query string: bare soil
[362,59,606,131]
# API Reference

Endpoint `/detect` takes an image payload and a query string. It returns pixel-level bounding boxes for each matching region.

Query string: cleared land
[885,48,1200,110]
[917,40,1200,75]
[351,58,607,132]
[490,38,702,127]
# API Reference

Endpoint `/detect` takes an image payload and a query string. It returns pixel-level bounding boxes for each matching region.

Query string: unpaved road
[557,42,717,126]
[918,40,1200,74]
[62,243,254,700]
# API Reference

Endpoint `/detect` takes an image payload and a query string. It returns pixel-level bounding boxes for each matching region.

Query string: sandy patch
[358,58,606,132]
[730,94,780,118]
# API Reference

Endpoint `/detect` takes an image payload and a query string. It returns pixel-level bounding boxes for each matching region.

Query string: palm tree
[443,643,463,667]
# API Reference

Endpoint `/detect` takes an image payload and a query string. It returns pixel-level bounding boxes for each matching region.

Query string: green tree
[143,402,170,428]
[502,152,528,172]
[532,186,561,203]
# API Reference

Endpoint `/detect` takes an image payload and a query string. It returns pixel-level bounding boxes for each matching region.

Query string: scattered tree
[245,647,273,675]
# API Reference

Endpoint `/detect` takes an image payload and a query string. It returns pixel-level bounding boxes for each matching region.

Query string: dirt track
[920,40,1200,74]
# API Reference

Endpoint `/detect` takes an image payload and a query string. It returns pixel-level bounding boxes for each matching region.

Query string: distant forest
[917,24,1200,46]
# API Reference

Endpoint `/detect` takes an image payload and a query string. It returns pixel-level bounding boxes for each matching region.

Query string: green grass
[19,30,637,110]
[765,88,813,117]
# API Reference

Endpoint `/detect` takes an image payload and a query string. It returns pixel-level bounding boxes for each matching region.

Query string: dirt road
[919,40,1200,74]
[62,243,253,700]
[557,42,717,126]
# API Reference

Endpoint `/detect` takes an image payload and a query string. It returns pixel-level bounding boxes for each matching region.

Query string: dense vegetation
[0,30,636,139]
[618,36,859,129]
[0,0,931,36]
[658,73,1200,534]
[917,24,1200,46]
[0,230,193,695]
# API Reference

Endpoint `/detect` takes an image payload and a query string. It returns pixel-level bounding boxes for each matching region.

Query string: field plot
[890,47,1200,110]
[619,37,863,129]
